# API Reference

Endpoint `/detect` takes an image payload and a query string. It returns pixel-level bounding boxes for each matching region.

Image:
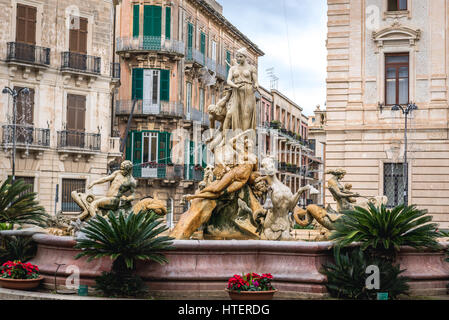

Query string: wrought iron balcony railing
[1,124,50,147]
[61,52,101,75]
[185,48,205,66]
[115,100,184,118]
[116,36,185,56]
[110,62,120,79]
[206,58,216,73]
[57,130,101,151]
[6,42,50,66]
[186,108,209,126]
[133,163,185,180]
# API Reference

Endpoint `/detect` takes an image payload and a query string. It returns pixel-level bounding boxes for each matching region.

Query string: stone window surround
[7,81,38,127]
[378,159,412,206]
[62,90,92,133]
[63,8,94,56]
[383,0,412,20]
[372,25,421,119]
[10,0,44,46]
[59,175,89,214]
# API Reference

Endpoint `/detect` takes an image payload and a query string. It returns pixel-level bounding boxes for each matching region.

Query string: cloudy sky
[221,0,328,116]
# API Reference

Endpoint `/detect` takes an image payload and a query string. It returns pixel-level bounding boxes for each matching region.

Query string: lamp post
[391,102,418,207]
[2,86,30,181]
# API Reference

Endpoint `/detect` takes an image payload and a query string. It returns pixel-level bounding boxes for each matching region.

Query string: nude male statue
[71,160,137,221]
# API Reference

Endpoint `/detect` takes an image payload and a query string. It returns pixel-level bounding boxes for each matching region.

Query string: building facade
[0,0,119,216]
[114,0,264,226]
[257,87,323,205]
[326,0,449,227]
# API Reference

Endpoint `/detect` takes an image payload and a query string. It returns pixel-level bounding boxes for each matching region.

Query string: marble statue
[257,156,311,240]
[71,160,137,221]
[223,48,259,133]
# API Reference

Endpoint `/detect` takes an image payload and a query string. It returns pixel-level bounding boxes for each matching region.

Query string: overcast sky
[221,0,327,116]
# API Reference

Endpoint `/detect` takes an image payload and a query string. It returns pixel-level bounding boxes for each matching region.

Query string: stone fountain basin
[29,234,449,299]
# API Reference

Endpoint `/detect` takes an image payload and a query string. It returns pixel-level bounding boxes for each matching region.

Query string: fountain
[26,49,449,298]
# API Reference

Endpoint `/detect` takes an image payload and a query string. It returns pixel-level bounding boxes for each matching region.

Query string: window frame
[384,52,409,106]
[387,0,408,12]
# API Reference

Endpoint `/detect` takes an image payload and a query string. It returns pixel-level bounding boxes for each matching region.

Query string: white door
[143,69,160,114]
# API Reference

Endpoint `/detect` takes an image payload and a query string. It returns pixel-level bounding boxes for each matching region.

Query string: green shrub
[330,203,441,255]
[321,248,409,300]
[0,236,37,265]
[94,272,148,298]
[0,177,48,228]
[75,209,173,273]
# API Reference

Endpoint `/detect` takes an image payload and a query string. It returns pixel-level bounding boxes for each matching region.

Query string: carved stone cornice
[372,23,421,52]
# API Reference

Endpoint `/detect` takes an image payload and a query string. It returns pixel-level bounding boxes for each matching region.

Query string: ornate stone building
[114,0,264,226]
[326,0,449,227]
[0,0,120,216]
[257,87,323,206]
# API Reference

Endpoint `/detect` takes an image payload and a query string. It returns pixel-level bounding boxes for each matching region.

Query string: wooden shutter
[187,23,193,49]
[67,94,86,131]
[200,32,206,55]
[165,7,171,39]
[133,5,140,38]
[125,131,132,161]
[16,4,36,44]
[144,5,161,37]
[132,68,144,100]
[70,17,88,53]
[14,86,34,125]
[158,132,167,164]
[160,69,170,101]
[132,131,142,177]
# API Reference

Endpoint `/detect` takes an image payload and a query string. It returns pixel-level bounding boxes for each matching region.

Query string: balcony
[6,42,50,67]
[134,163,185,180]
[108,136,122,158]
[61,52,101,75]
[1,124,50,159]
[57,130,101,161]
[185,48,205,66]
[186,108,209,127]
[206,58,216,73]
[115,100,184,118]
[116,36,185,57]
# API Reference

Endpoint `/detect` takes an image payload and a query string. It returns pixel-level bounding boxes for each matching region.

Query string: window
[133,5,140,38]
[132,68,170,106]
[16,4,36,45]
[142,132,158,163]
[14,86,34,125]
[9,176,34,197]
[187,23,194,59]
[165,7,171,40]
[199,88,204,113]
[66,94,86,147]
[385,53,409,105]
[186,82,192,114]
[211,40,217,61]
[69,17,88,54]
[388,0,407,11]
[62,178,85,212]
[384,163,406,207]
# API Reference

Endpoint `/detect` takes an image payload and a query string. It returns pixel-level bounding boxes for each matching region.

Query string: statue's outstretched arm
[88,172,116,189]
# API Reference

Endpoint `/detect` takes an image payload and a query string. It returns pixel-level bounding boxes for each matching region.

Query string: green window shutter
[158,132,167,164]
[160,69,170,101]
[125,132,132,161]
[200,32,206,55]
[167,132,172,163]
[132,131,142,177]
[226,50,231,75]
[144,5,161,37]
[133,5,140,38]
[165,7,171,40]
[187,23,193,59]
[132,68,143,100]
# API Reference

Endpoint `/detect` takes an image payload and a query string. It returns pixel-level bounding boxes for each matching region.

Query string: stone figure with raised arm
[71,160,137,221]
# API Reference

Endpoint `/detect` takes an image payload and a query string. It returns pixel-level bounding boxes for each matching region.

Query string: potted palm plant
[225,272,277,300]
[0,260,43,290]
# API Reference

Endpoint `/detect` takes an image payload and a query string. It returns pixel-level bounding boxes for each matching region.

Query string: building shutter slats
[133,4,140,38]
[132,68,144,100]
[16,4,36,44]
[160,69,170,101]
[165,7,171,39]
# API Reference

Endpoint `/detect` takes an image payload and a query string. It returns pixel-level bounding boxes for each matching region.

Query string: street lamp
[391,102,418,207]
[2,86,30,181]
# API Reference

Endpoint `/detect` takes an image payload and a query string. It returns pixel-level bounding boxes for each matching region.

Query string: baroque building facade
[326,0,449,228]
[114,0,264,226]
[0,0,119,216]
